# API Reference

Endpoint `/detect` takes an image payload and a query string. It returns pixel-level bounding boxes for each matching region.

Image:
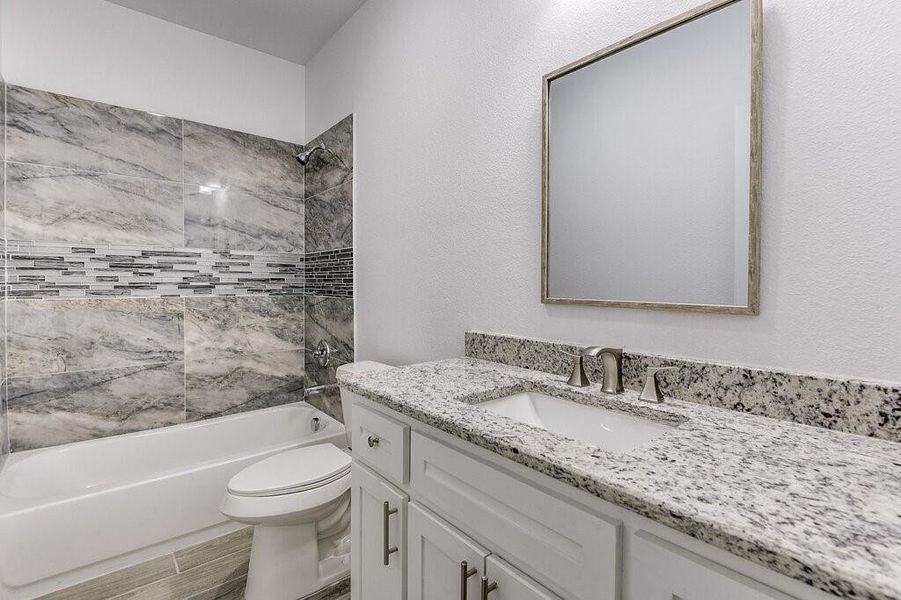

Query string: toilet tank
[336,361,393,449]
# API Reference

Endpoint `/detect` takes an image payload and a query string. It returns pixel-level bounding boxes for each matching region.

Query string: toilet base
[244,523,322,600]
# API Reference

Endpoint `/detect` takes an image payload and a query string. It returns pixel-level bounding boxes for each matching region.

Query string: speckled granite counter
[338,358,901,600]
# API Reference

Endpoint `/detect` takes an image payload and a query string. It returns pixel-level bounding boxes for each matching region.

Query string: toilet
[220,361,391,600]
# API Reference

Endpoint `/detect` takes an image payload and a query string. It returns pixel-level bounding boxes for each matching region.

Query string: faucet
[566,347,624,394]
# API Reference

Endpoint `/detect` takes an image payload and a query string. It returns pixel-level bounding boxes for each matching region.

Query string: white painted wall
[1,0,305,142]
[306,0,901,383]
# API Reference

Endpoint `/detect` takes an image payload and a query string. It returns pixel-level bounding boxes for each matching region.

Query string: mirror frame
[541,0,762,315]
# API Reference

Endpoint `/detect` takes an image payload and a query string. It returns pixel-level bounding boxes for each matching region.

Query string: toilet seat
[228,444,351,498]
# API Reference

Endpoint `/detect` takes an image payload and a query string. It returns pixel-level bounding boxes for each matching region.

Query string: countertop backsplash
[465,330,901,442]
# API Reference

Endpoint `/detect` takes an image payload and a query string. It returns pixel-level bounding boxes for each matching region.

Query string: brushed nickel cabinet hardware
[480,576,498,599]
[383,501,398,565]
[460,561,478,600]
[368,435,381,448]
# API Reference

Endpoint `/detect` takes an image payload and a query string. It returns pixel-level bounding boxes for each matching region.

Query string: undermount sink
[480,391,674,453]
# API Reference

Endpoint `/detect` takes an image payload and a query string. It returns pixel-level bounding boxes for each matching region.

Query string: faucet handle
[639,367,678,403]
[565,353,591,387]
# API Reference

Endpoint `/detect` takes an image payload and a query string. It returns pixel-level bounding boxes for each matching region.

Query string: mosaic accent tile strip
[305,247,353,297]
[465,330,901,442]
[4,241,304,299]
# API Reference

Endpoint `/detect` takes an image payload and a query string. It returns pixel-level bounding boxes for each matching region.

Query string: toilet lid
[228,444,351,498]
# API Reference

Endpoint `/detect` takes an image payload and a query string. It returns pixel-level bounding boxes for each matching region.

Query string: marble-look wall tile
[305,385,344,423]
[7,362,185,450]
[185,296,305,420]
[6,85,182,181]
[186,351,304,421]
[185,296,304,359]
[184,184,304,252]
[305,296,354,387]
[183,121,303,199]
[7,298,184,376]
[464,330,901,442]
[183,122,304,252]
[305,180,352,253]
[304,115,353,199]
[6,163,183,246]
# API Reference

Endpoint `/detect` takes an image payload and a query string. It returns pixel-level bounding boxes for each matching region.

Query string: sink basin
[480,392,674,453]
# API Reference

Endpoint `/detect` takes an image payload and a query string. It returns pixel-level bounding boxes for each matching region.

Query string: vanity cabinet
[409,431,619,600]
[349,398,832,600]
[351,463,407,600]
[485,555,562,600]
[408,502,561,600]
[407,502,488,600]
[628,531,796,600]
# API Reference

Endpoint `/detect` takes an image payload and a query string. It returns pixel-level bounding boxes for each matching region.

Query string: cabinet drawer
[410,432,620,600]
[630,531,797,600]
[353,404,410,484]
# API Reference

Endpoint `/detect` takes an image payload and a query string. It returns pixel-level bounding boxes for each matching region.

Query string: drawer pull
[480,576,498,599]
[383,501,399,565]
[460,561,477,600]
[368,435,381,448]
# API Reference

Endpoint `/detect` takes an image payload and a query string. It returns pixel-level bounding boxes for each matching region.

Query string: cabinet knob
[460,561,477,600]
[480,576,498,599]
[368,435,381,448]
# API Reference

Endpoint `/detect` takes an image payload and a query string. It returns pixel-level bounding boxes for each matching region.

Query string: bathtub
[0,403,345,599]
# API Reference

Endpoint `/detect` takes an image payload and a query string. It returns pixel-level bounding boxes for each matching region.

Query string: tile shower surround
[303,116,355,423]
[465,331,901,442]
[0,84,355,451]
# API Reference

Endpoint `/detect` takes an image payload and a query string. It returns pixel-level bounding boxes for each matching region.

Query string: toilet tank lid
[336,361,393,376]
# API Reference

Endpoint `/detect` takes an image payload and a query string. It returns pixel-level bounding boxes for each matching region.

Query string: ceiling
[105,0,366,65]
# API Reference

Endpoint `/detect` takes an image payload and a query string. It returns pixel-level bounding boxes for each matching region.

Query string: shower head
[295,144,325,166]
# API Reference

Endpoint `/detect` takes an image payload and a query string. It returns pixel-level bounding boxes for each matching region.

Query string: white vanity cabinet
[351,463,407,600]
[484,555,563,600]
[408,502,562,600]
[407,502,488,600]
[349,399,836,600]
[628,531,796,600]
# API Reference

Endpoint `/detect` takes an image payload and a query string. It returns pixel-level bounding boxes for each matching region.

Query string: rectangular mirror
[542,0,761,314]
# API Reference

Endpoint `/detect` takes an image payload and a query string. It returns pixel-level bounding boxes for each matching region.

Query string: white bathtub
[0,403,346,599]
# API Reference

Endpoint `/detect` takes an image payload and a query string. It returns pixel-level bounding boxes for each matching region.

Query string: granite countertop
[338,358,901,600]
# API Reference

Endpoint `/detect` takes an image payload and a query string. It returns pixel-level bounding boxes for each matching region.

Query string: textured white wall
[315,0,901,383]
[1,0,305,142]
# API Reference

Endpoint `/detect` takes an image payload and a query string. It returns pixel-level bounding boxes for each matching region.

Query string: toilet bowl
[220,361,392,600]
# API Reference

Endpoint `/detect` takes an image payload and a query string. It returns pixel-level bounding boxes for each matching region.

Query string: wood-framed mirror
[541,0,762,314]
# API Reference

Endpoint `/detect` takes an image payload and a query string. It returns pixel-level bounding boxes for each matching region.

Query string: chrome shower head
[295,144,325,166]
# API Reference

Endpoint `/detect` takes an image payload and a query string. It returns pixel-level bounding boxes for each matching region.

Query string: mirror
[542,0,761,314]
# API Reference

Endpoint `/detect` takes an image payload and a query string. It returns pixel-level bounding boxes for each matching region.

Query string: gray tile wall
[0,85,346,452]
[303,116,354,423]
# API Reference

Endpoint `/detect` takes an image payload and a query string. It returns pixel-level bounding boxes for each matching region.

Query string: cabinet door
[352,463,408,600]
[629,531,797,600]
[482,555,562,600]
[408,502,490,600]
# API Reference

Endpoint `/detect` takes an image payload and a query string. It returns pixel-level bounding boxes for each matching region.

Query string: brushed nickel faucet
[566,347,624,394]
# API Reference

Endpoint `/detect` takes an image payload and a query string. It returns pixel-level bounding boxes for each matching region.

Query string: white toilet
[220,361,391,600]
